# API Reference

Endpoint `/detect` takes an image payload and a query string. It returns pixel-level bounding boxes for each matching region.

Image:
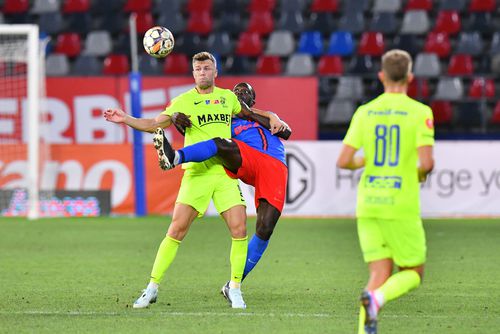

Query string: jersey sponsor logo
[426,118,434,129]
[365,175,402,189]
[197,113,231,127]
[233,122,260,136]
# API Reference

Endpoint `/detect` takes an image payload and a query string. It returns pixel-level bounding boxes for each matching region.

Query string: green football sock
[149,236,181,284]
[230,236,248,284]
[377,269,421,303]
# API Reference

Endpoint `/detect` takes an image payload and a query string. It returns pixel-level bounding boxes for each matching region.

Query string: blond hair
[192,51,217,69]
[381,49,412,83]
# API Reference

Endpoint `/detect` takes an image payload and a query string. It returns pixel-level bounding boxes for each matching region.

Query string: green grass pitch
[0,217,498,333]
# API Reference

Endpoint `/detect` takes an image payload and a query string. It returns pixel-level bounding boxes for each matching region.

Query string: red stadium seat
[255,55,282,75]
[54,33,82,58]
[424,32,451,58]
[103,54,130,75]
[469,0,496,12]
[186,0,212,12]
[408,78,430,99]
[62,0,90,13]
[358,32,385,56]
[187,11,213,35]
[430,101,453,125]
[491,102,500,124]
[310,0,339,12]
[248,0,276,11]
[123,0,152,12]
[3,0,29,13]
[448,54,473,76]
[235,32,263,57]
[468,78,495,99]
[163,53,190,75]
[134,12,154,34]
[434,11,461,35]
[317,55,343,75]
[246,11,274,36]
[405,0,432,11]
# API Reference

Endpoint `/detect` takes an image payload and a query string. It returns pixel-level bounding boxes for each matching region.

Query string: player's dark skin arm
[238,101,292,140]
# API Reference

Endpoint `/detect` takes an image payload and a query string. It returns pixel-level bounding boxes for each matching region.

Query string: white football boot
[133,286,158,309]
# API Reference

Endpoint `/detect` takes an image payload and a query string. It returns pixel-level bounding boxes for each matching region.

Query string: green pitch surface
[0,217,498,333]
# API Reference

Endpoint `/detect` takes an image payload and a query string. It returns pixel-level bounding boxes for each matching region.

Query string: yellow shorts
[357,217,426,267]
[176,172,246,217]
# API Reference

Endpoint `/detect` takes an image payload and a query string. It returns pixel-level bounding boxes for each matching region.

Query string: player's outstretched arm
[237,102,292,140]
[104,108,172,133]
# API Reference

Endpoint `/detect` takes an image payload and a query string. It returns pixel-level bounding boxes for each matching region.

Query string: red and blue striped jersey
[231,117,286,165]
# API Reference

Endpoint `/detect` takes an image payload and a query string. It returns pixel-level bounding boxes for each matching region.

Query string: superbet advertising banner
[0,77,317,215]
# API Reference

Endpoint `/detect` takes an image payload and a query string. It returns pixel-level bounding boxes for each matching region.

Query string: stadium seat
[468,0,496,12]
[491,54,500,74]
[392,34,420,56]
[95,14,126,35]
[248,0,276,11]
[235,32,263,57]
[318,77,335,103]
[348,55,375,74]
[103,54,130,75]
[489,33,500,55]
[373,0,400,12]
[369,12,398,34]
[3,0,29,14]
[266,30,295,56]
[155,0,183,13]
[344,0,369,13]
[66,12,93,34]
[455,32,484,56]
[123,0,152,12]
[91,0,123,15]
[430,101,453,125]
[327,31,354,56]
[405,0,432,11]
[434,11,461,35]
[38,12,65,35]
[187,10,213,35]
[358,32,385,56]
[31,0,60,14]
[157,12,186,36]
[225,56,253,74]
[186,0,213,12]
[113,33,131,55]
[308,12,336,35]
[285,54,315,76]
[400,10,430,34]
[297,31,324,56]
[132,12,155,34]
[424,32,451,58]
[54,32,82,58]
[491,102,500,125]
[163,53,190,75]
[317,55,343,75]
[455,101,484,128]
[255,55,282,75]
[246,10,275,36]
[466,12,494,34]
[46,54,70,76]
[407,78,430,99]
[83,31,113,57]
[276,10,305,34]
[281,0,307,11]
[215,12,245,35]
[468,78,495,99]
[335,77,363,99]
[71,54,102,75]
[448,54,474,76]
[439,0,465,11]
[207,32,233,57]
[338,11,365,34]
[310,0,339,12]
[322,99,354,125]
[414,53,441,77]
[62,0,90,13]
[176,33,206,56]
[365,78,384,99]
[434,77,464,101]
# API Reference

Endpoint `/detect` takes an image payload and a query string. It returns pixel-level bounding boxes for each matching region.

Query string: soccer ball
[143,26,174,58]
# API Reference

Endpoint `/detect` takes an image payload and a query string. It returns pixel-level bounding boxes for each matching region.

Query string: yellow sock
[230,236,248,284]
[358,305,366,334]
[378,270,421,303]
[149,236,181,284]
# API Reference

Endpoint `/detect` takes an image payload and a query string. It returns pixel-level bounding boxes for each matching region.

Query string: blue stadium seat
[327,31,354,56]
[297,31,324,56]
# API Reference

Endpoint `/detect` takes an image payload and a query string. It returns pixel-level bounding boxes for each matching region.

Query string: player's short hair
[381,49,412,83]
[192,51,217,69]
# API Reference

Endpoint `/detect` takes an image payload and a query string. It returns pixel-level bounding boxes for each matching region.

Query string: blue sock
[243,234,269,279]
[178,139,217,163]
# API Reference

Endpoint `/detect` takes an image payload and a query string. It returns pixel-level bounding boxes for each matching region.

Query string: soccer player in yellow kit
[336,49,435,334]
[104,52,249,309]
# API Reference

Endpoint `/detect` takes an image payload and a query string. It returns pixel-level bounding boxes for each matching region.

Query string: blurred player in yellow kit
[337,49,435,333]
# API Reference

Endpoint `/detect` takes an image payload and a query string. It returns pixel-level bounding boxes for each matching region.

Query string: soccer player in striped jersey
[153,82,291,304]
[336,49,435,334]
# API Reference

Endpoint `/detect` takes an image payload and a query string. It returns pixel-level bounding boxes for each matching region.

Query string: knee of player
[255,221,276,240]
